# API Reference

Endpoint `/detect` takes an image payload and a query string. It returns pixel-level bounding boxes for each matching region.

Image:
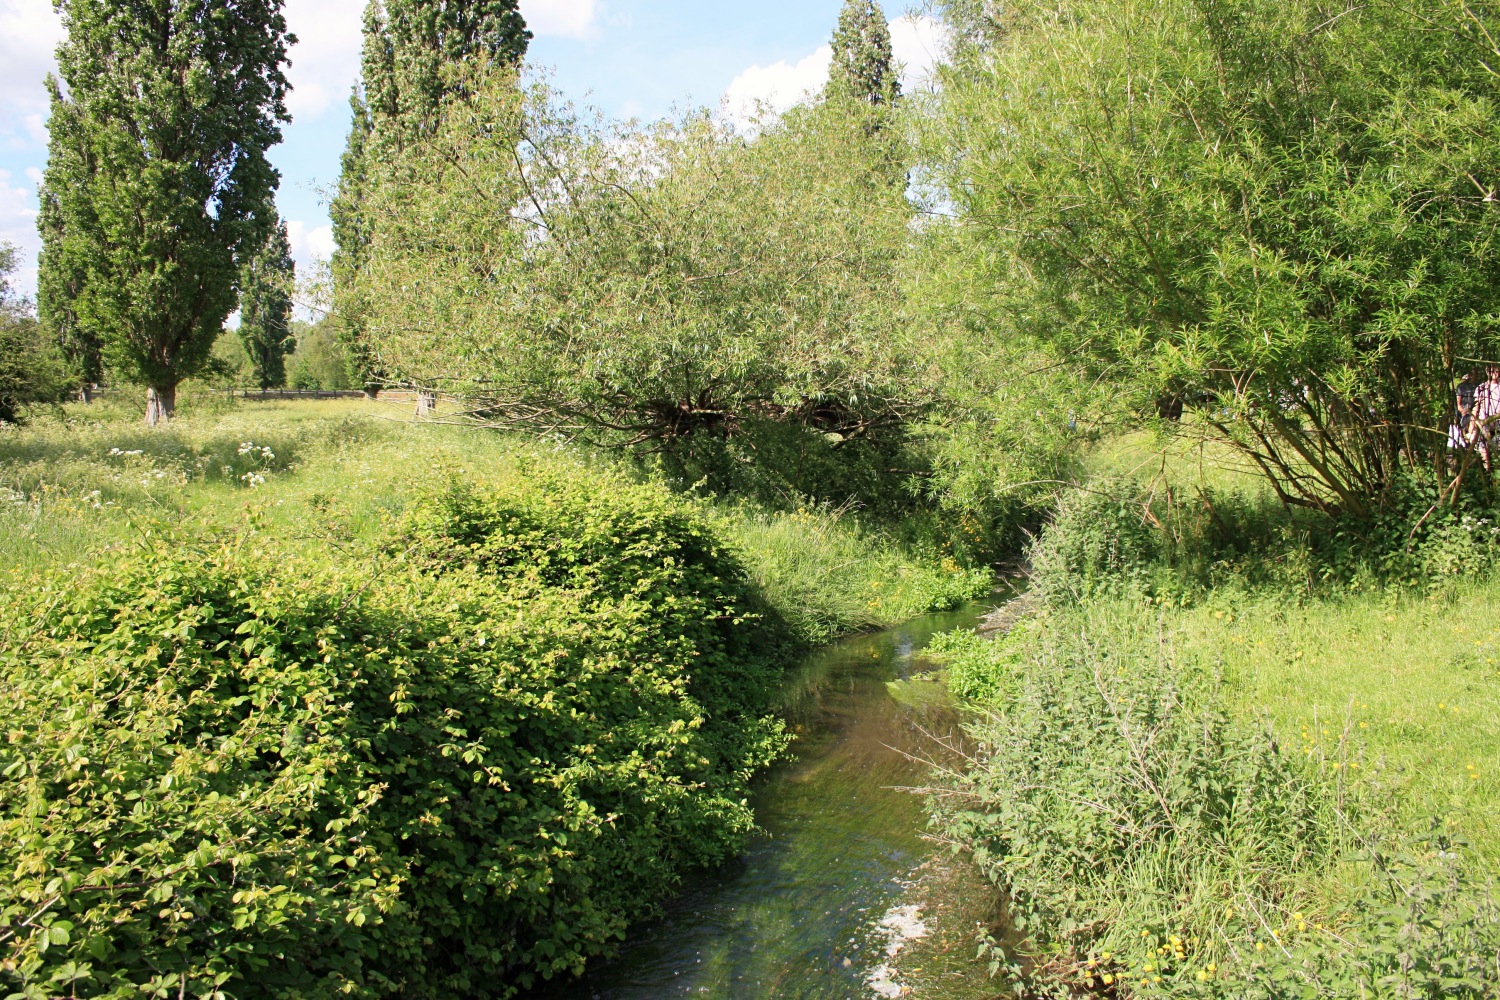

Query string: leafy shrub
[1028,482,1164,601]
[0,476,788,999]
[1031,479,1500,604]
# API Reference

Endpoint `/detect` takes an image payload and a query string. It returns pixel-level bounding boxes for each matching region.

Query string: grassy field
[1161,587,1500,860]
[0,395,988,639]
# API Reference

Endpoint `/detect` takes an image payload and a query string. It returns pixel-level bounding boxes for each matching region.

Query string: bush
[0,475,788,999]
[1030,479,1500,604]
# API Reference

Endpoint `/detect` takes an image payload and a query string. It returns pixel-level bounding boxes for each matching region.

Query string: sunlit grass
[0,397,990,642]
[1082,422,1270,495]
[1161,588,1500,861]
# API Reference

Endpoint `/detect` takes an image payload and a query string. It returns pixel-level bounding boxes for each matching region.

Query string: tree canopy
[0,243,69,423]
[331,0,531,396]
[924,0,1500,515]
[828,0,899,107]
[38,0,293,425]
[352,69,926,458]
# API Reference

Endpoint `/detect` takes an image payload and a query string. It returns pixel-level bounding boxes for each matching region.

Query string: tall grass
[0,398,992,644]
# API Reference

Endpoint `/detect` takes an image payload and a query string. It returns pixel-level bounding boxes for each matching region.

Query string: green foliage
[0,245,70,424]
[828,0,899,107]
[358,66,926,454]
[36,177,99,391]
[38,0,292,424]
[714,501,992,646]
[331,0,531,395]
[1031,477,1500,604]
[237,221,296,392]
[287,318,353,391]
[0,473,789,999]
[925,0,1500,515]
[930,603,1500,997]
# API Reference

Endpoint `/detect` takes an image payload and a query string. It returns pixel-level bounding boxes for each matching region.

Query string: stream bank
[527,603,1005,999]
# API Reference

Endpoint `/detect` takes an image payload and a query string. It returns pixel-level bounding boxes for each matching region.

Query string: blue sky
[0,0,943,299]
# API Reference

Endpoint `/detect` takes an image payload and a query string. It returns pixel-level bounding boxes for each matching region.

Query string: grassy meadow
[0,395,987,633]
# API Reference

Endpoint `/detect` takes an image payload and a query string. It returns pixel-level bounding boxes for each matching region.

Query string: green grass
[1081,422,1271,495]
[0,397,990,642]
[1173,587,1500,862]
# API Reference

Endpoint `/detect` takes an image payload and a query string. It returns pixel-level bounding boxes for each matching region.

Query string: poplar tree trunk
[145,384,176,426]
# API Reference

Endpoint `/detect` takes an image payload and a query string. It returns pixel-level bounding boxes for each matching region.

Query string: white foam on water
[865,903,929,998]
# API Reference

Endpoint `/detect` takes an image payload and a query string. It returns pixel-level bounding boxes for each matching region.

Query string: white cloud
[0,1,62,146]
[722,16,949,129]
[723,46,832,129]
[521,0,599,41]
[0,0,364,137]
[890,14,947,91]
[282,0,365,121]
[286,219,335,262]
[0,168,41,298]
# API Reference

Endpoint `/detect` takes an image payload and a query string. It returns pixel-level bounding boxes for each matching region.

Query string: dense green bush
[0,477,787,999]
[1031,480,1500,604]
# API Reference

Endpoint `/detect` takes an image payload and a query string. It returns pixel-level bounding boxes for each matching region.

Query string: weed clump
[931,488,1500,997]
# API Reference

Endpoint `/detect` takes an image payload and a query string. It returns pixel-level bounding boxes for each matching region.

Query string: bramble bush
[0,476,788,999]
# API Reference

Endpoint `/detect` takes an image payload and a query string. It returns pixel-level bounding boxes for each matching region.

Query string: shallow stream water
[531,603,990,1000]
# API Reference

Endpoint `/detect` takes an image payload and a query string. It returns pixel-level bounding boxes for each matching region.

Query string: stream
[532,602,992,999]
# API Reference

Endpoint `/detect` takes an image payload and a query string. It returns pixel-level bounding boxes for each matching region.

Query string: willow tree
[353,67,925,458]
[927,0,1500,515]
[38,0,292,425]
[238,219,297,392]
[331,0,530,397]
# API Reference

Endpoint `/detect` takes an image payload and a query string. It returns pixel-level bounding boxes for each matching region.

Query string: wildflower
[1101,974,1114,985]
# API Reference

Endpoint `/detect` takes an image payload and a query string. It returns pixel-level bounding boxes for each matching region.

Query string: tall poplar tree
[238,219,297,392]
[38,0,293,425]
[331,0,530,397]
[828,0,899,107]
[36,123,101,401]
